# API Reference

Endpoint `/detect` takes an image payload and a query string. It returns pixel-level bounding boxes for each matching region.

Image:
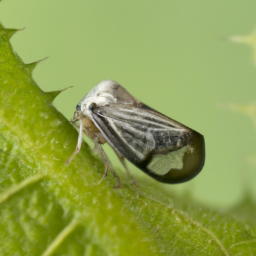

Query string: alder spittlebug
[67,80,205,187]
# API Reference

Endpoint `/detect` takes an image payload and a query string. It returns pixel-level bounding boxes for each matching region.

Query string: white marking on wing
[107,118,153,162]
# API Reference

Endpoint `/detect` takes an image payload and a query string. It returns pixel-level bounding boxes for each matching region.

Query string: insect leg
[115,153,140,190]
[93,142,122,188]
[115,152,170,206]
[96,164,108,185]
[66,121,83,164]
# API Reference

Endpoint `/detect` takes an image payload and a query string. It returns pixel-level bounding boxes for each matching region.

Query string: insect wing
[91,104,205,184]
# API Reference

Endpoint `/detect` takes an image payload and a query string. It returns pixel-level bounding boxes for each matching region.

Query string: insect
[66,80,205,188]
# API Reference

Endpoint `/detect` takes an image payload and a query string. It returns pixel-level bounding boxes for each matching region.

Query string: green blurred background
[1,0,256,208]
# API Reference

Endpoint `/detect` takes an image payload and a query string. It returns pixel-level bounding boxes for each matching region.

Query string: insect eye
[89,102,96,111]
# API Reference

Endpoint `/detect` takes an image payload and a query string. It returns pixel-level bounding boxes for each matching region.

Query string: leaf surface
[0,24,256,256]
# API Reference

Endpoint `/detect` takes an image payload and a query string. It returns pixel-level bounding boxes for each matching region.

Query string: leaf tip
[45,86,74,103]
[6,27,26,40]
[5,29,18,40]
[25,56,50,73]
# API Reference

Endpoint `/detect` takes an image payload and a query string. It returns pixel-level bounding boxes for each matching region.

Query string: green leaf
[0,23,256,256]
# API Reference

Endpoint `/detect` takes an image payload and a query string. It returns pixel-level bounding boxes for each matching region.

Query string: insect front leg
[93,141,122,188]
[66,121,83,164]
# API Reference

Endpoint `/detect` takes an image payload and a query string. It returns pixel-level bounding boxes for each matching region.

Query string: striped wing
[91,105,194,178]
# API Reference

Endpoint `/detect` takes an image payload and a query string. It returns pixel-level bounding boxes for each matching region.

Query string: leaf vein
[41,215,82,256]
[0,173,44,204]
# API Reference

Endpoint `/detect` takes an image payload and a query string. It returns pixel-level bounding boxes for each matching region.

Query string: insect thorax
[81,116,106,144]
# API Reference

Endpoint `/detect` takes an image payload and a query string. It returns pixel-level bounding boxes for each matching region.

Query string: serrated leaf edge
[25,56,49,73]
[45,86,74,103]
